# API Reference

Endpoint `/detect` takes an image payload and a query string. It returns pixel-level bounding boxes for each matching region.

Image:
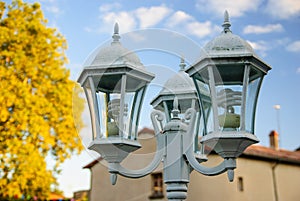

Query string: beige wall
[188,156,300,201]
[89,133,167,201]
[88,135,300,201]
[90,163,152,201]
[276,163,300,201]
[187,156,276,201]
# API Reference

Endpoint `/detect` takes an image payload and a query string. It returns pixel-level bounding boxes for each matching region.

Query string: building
[84,128,300,201]
[73,190,90,201]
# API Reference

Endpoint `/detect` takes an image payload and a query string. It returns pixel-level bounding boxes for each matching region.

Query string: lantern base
[88,138,142,163]
[200,132,259,158]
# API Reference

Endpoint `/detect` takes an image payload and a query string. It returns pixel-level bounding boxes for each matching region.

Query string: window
[149,172,164,199]
[238,177,244,192]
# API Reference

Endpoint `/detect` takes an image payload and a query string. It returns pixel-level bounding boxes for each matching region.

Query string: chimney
[269,130,279,150]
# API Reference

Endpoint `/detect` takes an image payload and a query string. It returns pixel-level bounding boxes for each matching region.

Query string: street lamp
[150,57,204,158]
[151,57,200,122]
[77,23,155,166]
[77,11,271,201]
[185,11,271,160]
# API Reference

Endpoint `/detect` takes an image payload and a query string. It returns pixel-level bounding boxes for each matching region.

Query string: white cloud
[195,0,262,17]
[275,38,290,46]
[91,4,218,38]
[297,68,300,74]
[99,3,122,12]
[166,10,219,38]
[286,41,300,52]
[45,5,61,14]
[101,11,137,33]
[243,24,284,34]
[167,11,193,27]
[247,40,269,56]
[127,32,146,43]
[40,0,56,3]
[94,5,171,33]
[84,27,93,33]
[135,5,172,28]
[186,21,217,38]
[40,0,62,16]
[265,0,300,19]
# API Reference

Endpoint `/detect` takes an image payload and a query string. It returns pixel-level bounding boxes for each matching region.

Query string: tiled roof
[243,145,300,165]
[83,157,102,169]
[138,127,155,135]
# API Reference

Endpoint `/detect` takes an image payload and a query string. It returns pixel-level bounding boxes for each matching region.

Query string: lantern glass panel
[212,65,244,132]
[126,86,146,140]
[216,84,243,132]
[162,100,171,121]
[193,68,214,135]
[160,97,202,153]
[95,91,116,138]
[193,65,248,134]
[94,75,147,140]
[161,98,200,120]
[245,67,263,133]
[84,86,98,140]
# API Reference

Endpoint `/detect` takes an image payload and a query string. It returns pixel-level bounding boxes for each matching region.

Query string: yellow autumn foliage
[0,0,84,199]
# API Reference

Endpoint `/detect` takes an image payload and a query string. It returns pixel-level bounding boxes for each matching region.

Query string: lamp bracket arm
[184,146,236,176]
[182,107,198,149]
[108,134,164,178]
[182,108,236,176]
[150,109,165,134]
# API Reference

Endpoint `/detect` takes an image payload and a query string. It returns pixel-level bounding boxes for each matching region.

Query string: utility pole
[273,104,281,147]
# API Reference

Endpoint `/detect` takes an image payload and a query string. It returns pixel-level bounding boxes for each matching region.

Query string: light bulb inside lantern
[107,99,128,137]
[217,88,241,130]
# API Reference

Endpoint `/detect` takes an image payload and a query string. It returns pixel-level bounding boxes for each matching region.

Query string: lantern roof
[84,23,143,68]
[78,23,155,88]
[185,11,272,76]
[159,58,196,96]
[151,57,208,112]
[151,58,197,106]
[203,11,255,57]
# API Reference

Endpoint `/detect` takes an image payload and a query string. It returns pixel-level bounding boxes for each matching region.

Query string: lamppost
[77,11,271,201]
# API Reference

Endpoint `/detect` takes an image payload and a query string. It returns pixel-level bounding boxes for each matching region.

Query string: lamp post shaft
[164,124,190,200]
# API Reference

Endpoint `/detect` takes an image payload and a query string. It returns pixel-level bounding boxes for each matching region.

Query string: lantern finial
[222,10,231,33]
[112,22,121,43]
[179,56,186,71]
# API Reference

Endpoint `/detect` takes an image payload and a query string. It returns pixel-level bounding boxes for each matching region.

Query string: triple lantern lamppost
[77,11,271,201]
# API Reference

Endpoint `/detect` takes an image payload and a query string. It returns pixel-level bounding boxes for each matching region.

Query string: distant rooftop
[244,145,300,165]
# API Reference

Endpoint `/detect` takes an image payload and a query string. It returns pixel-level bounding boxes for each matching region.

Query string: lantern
[151,58,207,158]
[77,23,155,162]
[185,11,271,158]
[151,58,200,121]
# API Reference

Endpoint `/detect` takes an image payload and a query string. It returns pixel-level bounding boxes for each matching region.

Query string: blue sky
[5,0,300,197]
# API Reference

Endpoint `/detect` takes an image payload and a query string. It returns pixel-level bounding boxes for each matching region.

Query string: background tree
[0,0,84,198]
